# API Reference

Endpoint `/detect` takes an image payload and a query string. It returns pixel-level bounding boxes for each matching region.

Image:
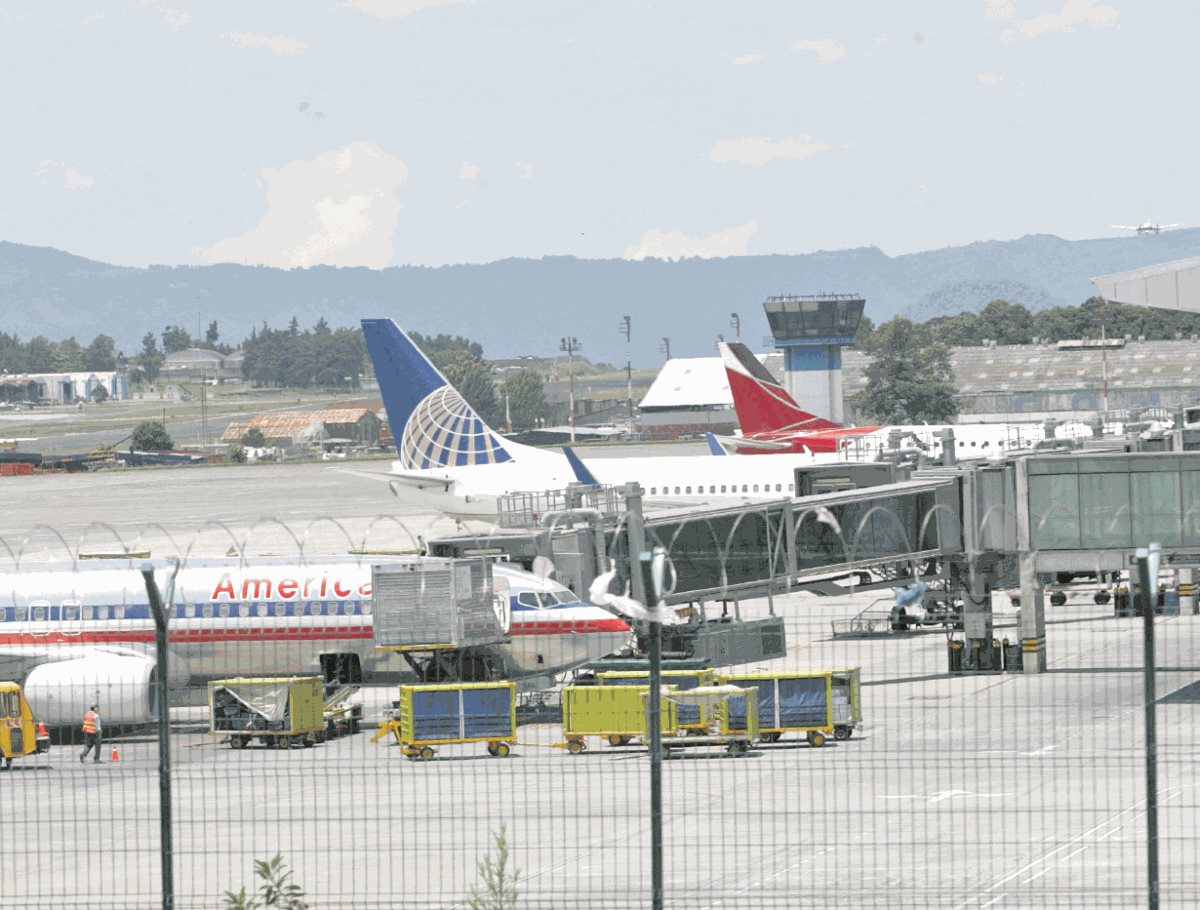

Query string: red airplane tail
[719,342,843,435]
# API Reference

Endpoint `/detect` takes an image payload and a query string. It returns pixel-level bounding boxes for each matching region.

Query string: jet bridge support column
[962,567,995,670]
[1018,553,1047,673]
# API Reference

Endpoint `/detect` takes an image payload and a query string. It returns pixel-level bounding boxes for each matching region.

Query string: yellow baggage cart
[209,676,325,750]
[719,671,835,747]
[559,684,679,753]
[385,682,517,760]
[829,667,862,740]
[597,669,717,734]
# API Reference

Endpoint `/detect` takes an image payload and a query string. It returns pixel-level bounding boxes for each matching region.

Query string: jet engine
[23,655,158,726]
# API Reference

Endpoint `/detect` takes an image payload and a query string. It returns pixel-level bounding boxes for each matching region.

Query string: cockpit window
[517,592,540,609]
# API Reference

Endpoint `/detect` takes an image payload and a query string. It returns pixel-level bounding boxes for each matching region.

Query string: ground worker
[79,704,102,763]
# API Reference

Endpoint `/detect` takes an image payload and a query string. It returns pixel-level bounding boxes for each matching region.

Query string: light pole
[619,316,633,436]
[560,336,580,442]
[729,312,740,340]
[659,337,671,361]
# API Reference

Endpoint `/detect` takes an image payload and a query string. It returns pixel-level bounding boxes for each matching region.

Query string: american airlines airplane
[717,341,1088,459]
[362,318,828,520]
[0,556,630,726]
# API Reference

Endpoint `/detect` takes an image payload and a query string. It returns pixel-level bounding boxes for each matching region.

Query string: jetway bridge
[427,449,1200,675]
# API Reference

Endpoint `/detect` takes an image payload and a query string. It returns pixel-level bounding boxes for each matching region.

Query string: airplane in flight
[0,556,631,726]
[362,318,831,519]
[716,341,1087,459]
[1111,222,1183,235]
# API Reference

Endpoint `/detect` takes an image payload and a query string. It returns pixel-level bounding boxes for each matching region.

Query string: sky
[2,1,1194,270]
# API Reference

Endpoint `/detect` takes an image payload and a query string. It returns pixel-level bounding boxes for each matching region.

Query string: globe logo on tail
[400,386,512,469]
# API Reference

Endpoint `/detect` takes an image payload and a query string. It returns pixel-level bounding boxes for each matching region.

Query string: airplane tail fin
[719,341,843,435]
[703,432,727,456]
[562,447,601,485]
[361,318,514,469]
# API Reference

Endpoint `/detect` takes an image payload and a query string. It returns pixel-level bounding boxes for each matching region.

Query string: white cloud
[733,52,764,66]
[458,162,480,180]
[790,38,847,64]
[985,0,1015,19]
[1001,0,1118,41]
[195,142,408,269]
[978,73,1002,85]
[222,31,310,57]
[137,1,191,31]
[343,0,466,19]
[623,221,758,262]
[517,162,533,179]
[709,135,832,166]
[35,160,95,191]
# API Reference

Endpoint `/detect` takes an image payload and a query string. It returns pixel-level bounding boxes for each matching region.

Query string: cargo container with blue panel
[596,669,716,732]
[394,681,516,760]
[718,671,835,747]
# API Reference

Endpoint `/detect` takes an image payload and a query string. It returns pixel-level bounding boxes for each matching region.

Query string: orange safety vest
[81,710,98,734]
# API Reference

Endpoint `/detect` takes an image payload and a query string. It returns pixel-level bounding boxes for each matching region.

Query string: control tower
[762,294,864,424]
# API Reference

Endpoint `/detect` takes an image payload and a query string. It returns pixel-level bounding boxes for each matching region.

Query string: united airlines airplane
[0,556,630,726]
[362,318,830,519]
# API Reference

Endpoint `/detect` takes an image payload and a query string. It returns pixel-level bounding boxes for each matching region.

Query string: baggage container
[829,667,862,741]
[392,682,516,760]
[559,684,679,753]
[597,669,717,732]
[209,676,325,750]
[660,685,760,757]
[372,558,506,650]
[719,671,835,747]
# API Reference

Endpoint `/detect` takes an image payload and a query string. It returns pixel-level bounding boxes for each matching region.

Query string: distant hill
[2,231,1197,366]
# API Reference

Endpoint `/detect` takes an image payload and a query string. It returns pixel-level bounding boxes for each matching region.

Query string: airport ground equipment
[321,685,363,740]
[209,676,325,750]
[0,681,48,768]
[719,671,835,747]
[597,669,717,733]
[829,667,862,740]
[381,682,516,760]
[559,684,679,753]
[658,685,760,757]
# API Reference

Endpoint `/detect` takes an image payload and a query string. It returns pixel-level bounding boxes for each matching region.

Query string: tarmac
[3,459,1199,908]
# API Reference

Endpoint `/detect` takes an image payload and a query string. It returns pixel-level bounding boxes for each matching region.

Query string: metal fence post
[142,559,179,910]
[622,483,663,910]
[1135,544,1161,910]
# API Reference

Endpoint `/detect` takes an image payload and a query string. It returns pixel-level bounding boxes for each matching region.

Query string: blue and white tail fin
[704,432,728,456]
[361,318,514,469]
[562,447,601,485]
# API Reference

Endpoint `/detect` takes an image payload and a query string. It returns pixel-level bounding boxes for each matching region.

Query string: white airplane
[362,318,829,519]
[0,556,631,726]
[1111,222,1183,235]
[716,341,1091,460]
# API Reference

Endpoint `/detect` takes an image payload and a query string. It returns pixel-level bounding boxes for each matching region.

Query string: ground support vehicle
[558,684,679,753]
[829,667,862,741]
[719,671,836,747]
[597,669,717,734]
[379,682,516,760]
[658,685,760,758]
[0,681,49,768]
[321,685,363,741]
[209,676,325,750]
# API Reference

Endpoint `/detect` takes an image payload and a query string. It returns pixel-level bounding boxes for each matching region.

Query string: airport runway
[3,461,1198,908]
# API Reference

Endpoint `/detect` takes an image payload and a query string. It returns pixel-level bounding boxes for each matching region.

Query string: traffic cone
[37,721,48,737]
[110,744,119,762]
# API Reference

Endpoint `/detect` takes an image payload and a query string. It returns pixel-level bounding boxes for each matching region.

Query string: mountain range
[2,231,1197,367]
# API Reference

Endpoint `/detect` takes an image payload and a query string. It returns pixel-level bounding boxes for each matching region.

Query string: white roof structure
[639,352,782,409]
[1091,256,1200,313]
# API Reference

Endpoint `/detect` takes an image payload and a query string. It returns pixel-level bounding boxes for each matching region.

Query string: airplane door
[58,599,83,637]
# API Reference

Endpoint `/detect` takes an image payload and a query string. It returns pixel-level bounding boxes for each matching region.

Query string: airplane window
[708,485,714,494]
[788,483,794,492]
[201,605,213,618]
[327,602,339,615]
[650,487,657,495]
[753,485,759,492]
[362,602,372,615]
[958,440,964,446]
[32,606,46,622]
[971,441,977,447]
[253,603,265,617]
[720,485,727,493]
[83,606,94,620]
[216,604,228,618]
[674,487,681,495]
[775,484,782,492]
[114,605,126,620]
[538,593,559,608]
[517,593,539,609]
[686,486,692,494]
[63,604,80,620]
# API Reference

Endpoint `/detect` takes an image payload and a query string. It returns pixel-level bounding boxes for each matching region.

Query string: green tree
[54,336,86,371]
[501,369,548,429]
[926,312,980,348]
[90,384,109,403]
[850,314,875,350]
[856,317,959,423]
[411,332,485,371]
[138,332,164,383]
[974,299,1033,345]
[468,825,519,910]
[162,325,192,353]
[25,336,55,371]
[85,334,118,371]
[241,428,266,447]
[223,854,308,910]
[205,320,220,349]
[132,420,173,451]
[227,443,247,464]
